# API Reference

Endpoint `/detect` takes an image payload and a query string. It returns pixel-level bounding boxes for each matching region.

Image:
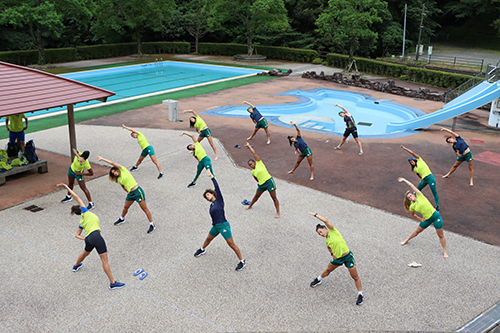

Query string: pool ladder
[155,58,164,67]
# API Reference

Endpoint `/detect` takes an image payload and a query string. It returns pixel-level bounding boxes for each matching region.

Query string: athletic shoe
[109,281,125,290]
[72,263,82,272]
[194,248,206,257]
[310,277,322,288]
[61,196,73,203]
[359,152,364,156]
[158,172,163,179]
[147,224,156,234]
[334,146,341,150]
[114,218,125,226]
[356,294,364,306]
[130,166,138,172]
[87,202,95,210]
[187,182,196,188]
[235,260,246,271]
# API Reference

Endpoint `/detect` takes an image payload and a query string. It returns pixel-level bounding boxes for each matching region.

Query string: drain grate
[457,301,500,332]
[24,205,44,212]
[357,122,372,126]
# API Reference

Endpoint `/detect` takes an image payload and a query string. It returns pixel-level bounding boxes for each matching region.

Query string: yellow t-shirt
[118,166,138,192]
[251,160,272,185]
[7,114,27,132]
[410,192,435,220]
[193,142,207,161]
[414,157,432,179]
[79,208,101,236]
[194,116,207,131]
[325,228,350,259]
[70,151,91,173]
[136,132,149,150]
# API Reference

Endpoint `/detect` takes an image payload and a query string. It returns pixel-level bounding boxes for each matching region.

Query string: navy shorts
[343,128,358,138]
[84,230,108,254]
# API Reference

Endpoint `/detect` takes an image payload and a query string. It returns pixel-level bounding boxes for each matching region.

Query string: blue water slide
[386,81,500,132]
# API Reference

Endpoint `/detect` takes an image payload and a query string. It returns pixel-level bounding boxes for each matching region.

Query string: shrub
[198,43,318,62]
[0,50,38,66]
[45,48,78,63]
[142,42,190,54]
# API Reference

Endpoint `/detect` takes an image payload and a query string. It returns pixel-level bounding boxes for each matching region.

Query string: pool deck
[1,56,500,332]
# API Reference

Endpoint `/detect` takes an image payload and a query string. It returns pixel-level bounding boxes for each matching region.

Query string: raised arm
[243,101,255,109]
[183,109,198,117]
[400,145,420,159]
[96,156,122,169]
[398,177,421,195]
[57,183,85,207]
[122,124,138,134]
[245,142,261,161]
[334,104,351,116]
[179,131,197,143]
[290,121,301,137]
[440,127,458,137]
[308,212,335,230]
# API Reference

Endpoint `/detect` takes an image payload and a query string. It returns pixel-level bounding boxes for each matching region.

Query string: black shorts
[343,127,358,138]
[84,230,108,254]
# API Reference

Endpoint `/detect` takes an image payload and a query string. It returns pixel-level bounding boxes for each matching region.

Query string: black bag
[24,140,38,163]
[7,141,19,158]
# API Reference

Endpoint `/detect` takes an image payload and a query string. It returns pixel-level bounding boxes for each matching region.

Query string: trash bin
[162,99,179,122]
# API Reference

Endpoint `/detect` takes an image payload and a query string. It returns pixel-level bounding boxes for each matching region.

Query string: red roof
[0,61,115,117]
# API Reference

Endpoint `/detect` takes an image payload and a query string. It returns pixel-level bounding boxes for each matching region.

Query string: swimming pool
[30,61,261,118]
[204,88,427,138]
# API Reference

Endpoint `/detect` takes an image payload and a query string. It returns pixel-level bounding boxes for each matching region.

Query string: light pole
[402,3,407,61]
[415,4,425,61]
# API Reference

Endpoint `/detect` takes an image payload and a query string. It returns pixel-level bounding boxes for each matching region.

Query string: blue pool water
[204,88,426,138]
[31,61,261,117]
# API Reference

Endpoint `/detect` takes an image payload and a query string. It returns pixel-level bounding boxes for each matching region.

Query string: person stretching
[398,177,448,258]
[183,110,219,160]
[440,127,474,186]
[308,212,364,306]
[245,142,280,218]
[61,149,94,210]
[122,124,163,179]
[180,132,214,188]
[333,104,363,155]
[193,169,246,271]
[57,183,125,290]
[401,145,439,210]
[244,101,271,144]
[96,156,156,234]
[287,121,314,180]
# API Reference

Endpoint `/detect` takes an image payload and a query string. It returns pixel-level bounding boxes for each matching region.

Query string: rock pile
[258,68,293,76]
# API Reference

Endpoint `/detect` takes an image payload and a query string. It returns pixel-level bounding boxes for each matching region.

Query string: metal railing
[444,64,500,104]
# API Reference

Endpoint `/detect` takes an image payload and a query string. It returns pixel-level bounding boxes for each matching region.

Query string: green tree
[443,0,500,36]
[207,0,290,55]
[184,0,210,52]
[92,0,175,55]
[316,0,389,66]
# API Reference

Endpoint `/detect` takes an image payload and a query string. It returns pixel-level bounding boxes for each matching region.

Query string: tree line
[1,0,499,65]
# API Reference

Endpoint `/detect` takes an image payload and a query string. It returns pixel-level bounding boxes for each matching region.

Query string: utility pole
[415,3,425,61]
[402,3,407,61]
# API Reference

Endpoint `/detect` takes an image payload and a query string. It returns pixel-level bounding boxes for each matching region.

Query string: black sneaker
[236,260,246,271]
[130,166,138,172]
[114,218,125,226]
[72,263,82,272]
[194,248,206,257]
[310,277,322,288]
[147,224,156,234]
[356,294,364,305]
[187,182,196,188]
[87,202,95,210]
[158,172,163,179]
[61,196,73,203]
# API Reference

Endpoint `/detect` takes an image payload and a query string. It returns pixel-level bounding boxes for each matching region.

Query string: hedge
[198,43,318,63]
[0,42,190,66]
[326,53,472,89]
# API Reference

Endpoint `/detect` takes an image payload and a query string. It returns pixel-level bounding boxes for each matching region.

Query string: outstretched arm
[308,212,335,230]
[400,145,420,159]
[57,183,85,207]
[398,177,421,195]
[290,121,301,137]
[334,104,351,116]
[245,142,261,161]
[180,131,197,143]
[183,109,198,117]
[122,124,138,134]
[243,101,255,109]
[440,127,458,137]
[96,156,122,169]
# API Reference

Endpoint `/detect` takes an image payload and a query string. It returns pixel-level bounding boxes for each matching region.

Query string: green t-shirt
[325,228,350,259]
[193,142,207,161]
[251,160,272,185]
[7,114,27,132]
[194,116,207,131]
[414,157,432,179]
[70,151,91,173]
[79,208,100,237]
[410,192,435,220]
[136,132,149,150]
[118,166,138,192]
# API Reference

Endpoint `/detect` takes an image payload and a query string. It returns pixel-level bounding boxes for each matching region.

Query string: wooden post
[67,104,77,159]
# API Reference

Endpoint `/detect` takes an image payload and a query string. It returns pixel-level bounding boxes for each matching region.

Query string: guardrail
[427,54,485,72]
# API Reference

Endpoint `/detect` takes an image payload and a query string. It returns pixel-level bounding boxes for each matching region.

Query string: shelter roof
[0,61,115,118]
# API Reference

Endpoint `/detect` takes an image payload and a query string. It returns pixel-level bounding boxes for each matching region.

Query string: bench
[0,159,48,186]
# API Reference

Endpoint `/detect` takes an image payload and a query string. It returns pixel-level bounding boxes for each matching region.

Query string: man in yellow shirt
[5,113,28,151]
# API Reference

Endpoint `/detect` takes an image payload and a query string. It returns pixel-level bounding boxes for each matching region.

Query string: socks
[150,222,154,226]
[317,276,323,281]
[358,291,363,296]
